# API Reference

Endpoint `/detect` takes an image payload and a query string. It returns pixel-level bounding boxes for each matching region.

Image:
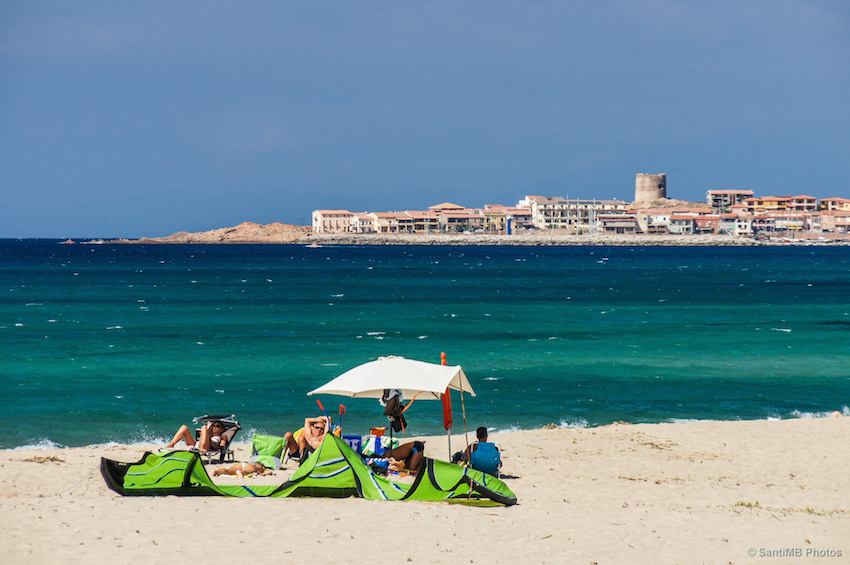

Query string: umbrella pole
[460,379,469,460]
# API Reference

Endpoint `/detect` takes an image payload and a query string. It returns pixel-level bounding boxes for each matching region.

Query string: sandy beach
[2,418,848,564]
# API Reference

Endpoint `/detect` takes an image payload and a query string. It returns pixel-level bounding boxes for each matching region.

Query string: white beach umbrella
[307,356,475,400]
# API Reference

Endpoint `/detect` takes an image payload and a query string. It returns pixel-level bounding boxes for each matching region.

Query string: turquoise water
[2,240,849,449]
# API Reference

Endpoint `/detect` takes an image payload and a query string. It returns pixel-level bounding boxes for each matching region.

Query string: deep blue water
[2,240,849,449]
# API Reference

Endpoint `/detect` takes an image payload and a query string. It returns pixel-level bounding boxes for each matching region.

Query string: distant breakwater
[299,233,762,246]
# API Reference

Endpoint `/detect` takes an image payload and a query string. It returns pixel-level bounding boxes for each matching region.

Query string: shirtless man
[284,415,330,462]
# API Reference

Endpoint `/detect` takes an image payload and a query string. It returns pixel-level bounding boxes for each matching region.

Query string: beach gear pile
[101,434,517,506]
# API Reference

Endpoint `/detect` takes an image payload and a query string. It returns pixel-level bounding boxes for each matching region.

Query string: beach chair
[249,434,287,470]
[470,442,501,477]
[193,414,241,464]
[281,428,303,467]
[281,424,344,467]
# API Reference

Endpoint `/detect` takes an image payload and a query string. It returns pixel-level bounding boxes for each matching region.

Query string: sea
[2,240,849,450]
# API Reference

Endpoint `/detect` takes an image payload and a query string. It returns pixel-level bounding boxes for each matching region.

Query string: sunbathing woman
[365,440,426,473]
[213,461,273,478]
[386,440,426,471]
[165,420,227,452]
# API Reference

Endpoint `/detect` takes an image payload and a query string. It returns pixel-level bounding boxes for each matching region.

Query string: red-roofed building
[372,212,401,233]
[820,197,850,212]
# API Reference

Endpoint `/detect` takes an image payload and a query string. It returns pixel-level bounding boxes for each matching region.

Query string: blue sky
[1,1,848,238]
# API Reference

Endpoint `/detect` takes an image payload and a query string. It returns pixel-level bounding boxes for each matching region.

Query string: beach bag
[382,389,408,432]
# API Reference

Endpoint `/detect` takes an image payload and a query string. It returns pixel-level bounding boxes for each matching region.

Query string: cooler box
[342,435,362,453]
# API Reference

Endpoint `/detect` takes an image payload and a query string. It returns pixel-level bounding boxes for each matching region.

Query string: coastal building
[719,213,753,236]
[634,209,672,234]
[528,196,627,232]
[481,204,533,232]
[694,214,721,234]
[372,212,401,233]
[528,196,569,230]
[743,196,792,214]
[403,210,440,233]
[597,213,639,235]
[820,197,850,212]
[312,210,354,234]
[351,213,375,233]
[821,211,850,233]
[428,202,467,214]
[668,214,695,234]
[706,190,754,210]
[438,210,484,232]
[789,195,818,212]
[311,187,849,240]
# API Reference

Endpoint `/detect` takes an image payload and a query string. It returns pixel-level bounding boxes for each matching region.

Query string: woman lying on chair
[165,420,228,452]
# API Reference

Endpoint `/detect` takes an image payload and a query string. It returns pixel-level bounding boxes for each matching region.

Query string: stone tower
[635,173,667,202]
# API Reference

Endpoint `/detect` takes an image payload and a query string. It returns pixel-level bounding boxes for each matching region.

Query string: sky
[1,1,848,238]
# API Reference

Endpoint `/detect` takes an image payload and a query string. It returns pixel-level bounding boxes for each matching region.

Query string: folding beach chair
[470,442,502,477]
[193,414,241,464]
[282,428,304,467]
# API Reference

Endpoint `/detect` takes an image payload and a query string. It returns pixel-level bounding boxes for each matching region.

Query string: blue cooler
[342,435,362,453]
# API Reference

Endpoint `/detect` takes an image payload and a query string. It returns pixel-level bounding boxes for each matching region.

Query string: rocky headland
[111,222,311,244]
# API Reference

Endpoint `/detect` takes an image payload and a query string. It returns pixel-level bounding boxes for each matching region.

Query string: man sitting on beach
[454,426,501,469]
[284,416,330,463]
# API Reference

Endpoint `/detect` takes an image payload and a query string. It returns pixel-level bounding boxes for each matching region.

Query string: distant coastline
[101,221,850,246]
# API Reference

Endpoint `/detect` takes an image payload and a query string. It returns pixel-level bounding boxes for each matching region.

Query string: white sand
[2,418,848,564]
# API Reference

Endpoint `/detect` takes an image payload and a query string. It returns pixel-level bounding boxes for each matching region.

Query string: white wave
[559,418,589,429]
[790,406,849,419]
[11,439,64,450]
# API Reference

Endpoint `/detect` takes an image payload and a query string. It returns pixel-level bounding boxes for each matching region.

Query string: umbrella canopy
[308,356,475,400]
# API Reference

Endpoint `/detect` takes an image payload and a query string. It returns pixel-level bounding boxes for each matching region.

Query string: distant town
[313,174,850,241]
